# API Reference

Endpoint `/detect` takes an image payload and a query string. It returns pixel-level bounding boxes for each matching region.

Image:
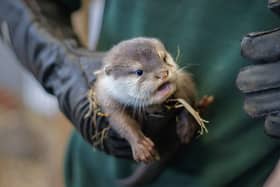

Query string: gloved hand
[0,0,133,158]
[236,0,280,138]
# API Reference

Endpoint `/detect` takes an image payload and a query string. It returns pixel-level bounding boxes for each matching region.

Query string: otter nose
[155,70,169,80]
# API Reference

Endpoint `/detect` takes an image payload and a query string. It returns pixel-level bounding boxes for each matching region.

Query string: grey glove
[236,0,280,138]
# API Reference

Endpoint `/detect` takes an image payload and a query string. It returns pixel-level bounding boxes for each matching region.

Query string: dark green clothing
[65,1,280,186]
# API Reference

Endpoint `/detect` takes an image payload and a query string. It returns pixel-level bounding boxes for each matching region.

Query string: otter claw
[132,136,157,162]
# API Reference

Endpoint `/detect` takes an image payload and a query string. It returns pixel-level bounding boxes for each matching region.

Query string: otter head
[101,37,179,107]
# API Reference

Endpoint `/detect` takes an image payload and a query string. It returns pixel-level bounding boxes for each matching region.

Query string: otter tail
[116,161,165,187]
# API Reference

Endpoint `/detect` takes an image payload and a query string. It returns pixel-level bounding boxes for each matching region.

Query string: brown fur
[93,37,197,186]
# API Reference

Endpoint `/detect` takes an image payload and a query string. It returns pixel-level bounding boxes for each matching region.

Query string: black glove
[0,0,133,158]
[236,0,280,138]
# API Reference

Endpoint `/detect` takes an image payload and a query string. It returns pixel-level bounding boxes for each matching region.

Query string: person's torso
[66,1,280,187]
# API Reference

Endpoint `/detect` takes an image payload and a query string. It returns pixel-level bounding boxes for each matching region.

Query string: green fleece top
[64,1,280,187]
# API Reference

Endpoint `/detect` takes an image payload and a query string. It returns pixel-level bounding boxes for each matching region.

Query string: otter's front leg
[108,111,158,162]
[174,71,197,143]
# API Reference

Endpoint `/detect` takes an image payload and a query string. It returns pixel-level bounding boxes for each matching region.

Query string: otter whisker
[176,66,187,73]
[175,45,181,65]
[120,102,128,117]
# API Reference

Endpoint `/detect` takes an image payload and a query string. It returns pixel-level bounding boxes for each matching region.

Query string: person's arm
[0,0,132,158]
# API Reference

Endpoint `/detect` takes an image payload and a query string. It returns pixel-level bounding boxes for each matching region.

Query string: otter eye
[135,69,143,76]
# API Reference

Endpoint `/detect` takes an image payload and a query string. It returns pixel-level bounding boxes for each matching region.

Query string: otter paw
[131,136,157,163]
[176,111,197,144]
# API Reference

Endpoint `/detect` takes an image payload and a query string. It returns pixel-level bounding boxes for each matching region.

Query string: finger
[268,0,280,15]
[236,62,280,93]
[141,144,152,159]
[139,147,150,161]
[145,137,154,147]
[141,140,153,152]
[241,28,280,62]
[243,88,280,117]
[265,112,280,138]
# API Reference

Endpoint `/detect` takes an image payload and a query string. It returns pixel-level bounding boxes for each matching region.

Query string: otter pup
[93,37,197,186]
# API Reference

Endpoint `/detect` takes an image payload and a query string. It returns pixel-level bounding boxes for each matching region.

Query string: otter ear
[104,65,113,75]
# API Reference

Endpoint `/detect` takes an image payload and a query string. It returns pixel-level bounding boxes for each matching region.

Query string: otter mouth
[157,82,172,92]
[153,81,175,101]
